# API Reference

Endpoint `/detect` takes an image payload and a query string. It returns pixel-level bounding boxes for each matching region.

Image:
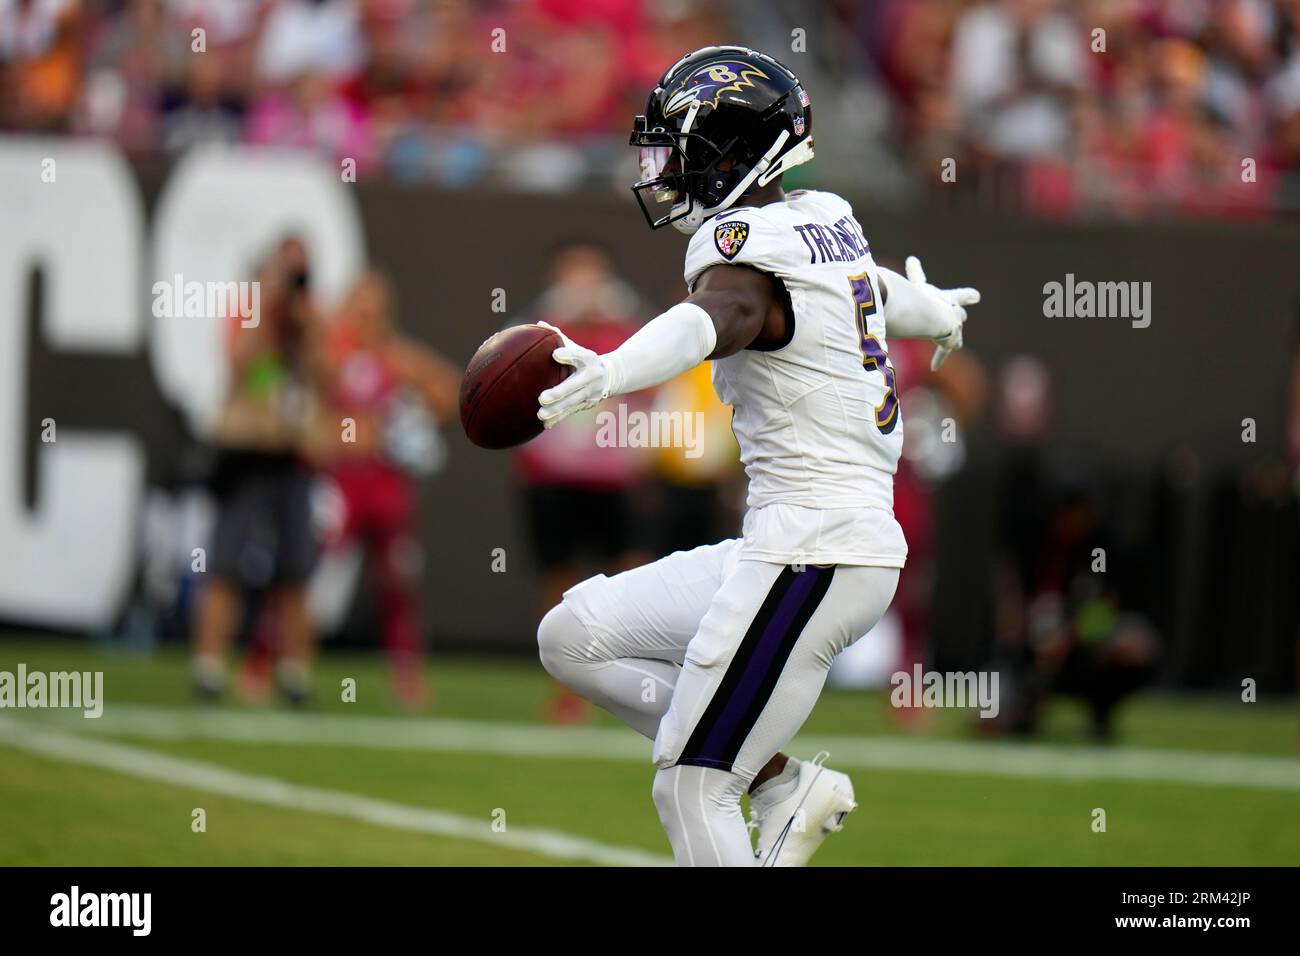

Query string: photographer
[190,235,325,706]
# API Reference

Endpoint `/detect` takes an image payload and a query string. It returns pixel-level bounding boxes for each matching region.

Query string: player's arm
[536,264,781,428]
[878,256,981,370]
[690,262,786,357]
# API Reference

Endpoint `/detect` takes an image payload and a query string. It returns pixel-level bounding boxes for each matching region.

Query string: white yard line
[13,704,1300,792]
[791,734,1300,792]
[0,716,671,867]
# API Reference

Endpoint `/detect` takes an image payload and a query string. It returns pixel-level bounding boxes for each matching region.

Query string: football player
[534,47,979,866]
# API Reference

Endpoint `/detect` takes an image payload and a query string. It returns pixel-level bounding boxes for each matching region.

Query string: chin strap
[758,136,814,186]
[719,130,789,205]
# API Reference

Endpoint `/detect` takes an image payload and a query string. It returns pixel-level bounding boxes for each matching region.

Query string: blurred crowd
[4,0,1300,216]
[879,0,1300,216]
[0,0,727,186]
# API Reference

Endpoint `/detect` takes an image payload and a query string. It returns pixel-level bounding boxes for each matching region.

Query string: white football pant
[538,538,898,866]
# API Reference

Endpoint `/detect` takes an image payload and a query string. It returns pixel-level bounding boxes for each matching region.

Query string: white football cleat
[750,752,857,867]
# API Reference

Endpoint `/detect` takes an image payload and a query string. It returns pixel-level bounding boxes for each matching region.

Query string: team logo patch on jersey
[714,221,750,261]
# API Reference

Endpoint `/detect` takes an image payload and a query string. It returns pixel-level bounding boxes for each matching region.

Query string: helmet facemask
[630,111,745,233]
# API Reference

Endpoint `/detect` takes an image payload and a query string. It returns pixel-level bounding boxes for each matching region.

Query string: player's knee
[536,603,587,682]
[652,764,745,819]
[651,766,683,822]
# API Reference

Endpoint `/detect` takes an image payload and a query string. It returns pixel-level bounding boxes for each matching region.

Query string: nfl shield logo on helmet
[714,221,750,260]
[793,115,805,135]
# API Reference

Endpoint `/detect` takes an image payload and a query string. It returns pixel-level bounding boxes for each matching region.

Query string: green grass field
[1,637,1296,866]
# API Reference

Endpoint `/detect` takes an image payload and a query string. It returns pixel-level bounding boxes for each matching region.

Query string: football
[459,323,571,449]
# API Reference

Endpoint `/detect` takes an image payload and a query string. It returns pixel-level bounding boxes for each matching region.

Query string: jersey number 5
[849,273,899,434]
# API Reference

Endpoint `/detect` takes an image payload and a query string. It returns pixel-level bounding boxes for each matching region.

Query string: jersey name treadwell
[791,216,870,264]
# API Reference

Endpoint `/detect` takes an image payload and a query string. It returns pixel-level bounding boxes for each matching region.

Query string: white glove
[903,256,980,370]
[535,321,612,428]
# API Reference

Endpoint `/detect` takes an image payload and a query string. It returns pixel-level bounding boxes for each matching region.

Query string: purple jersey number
[849,272,899,434]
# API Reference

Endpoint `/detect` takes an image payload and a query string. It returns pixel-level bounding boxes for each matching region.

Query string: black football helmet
[630,46,813,234]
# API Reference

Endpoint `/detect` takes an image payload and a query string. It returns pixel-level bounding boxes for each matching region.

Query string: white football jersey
[683,189,907,567]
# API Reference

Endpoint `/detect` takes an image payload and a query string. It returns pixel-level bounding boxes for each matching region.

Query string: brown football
[459,323,571,449]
